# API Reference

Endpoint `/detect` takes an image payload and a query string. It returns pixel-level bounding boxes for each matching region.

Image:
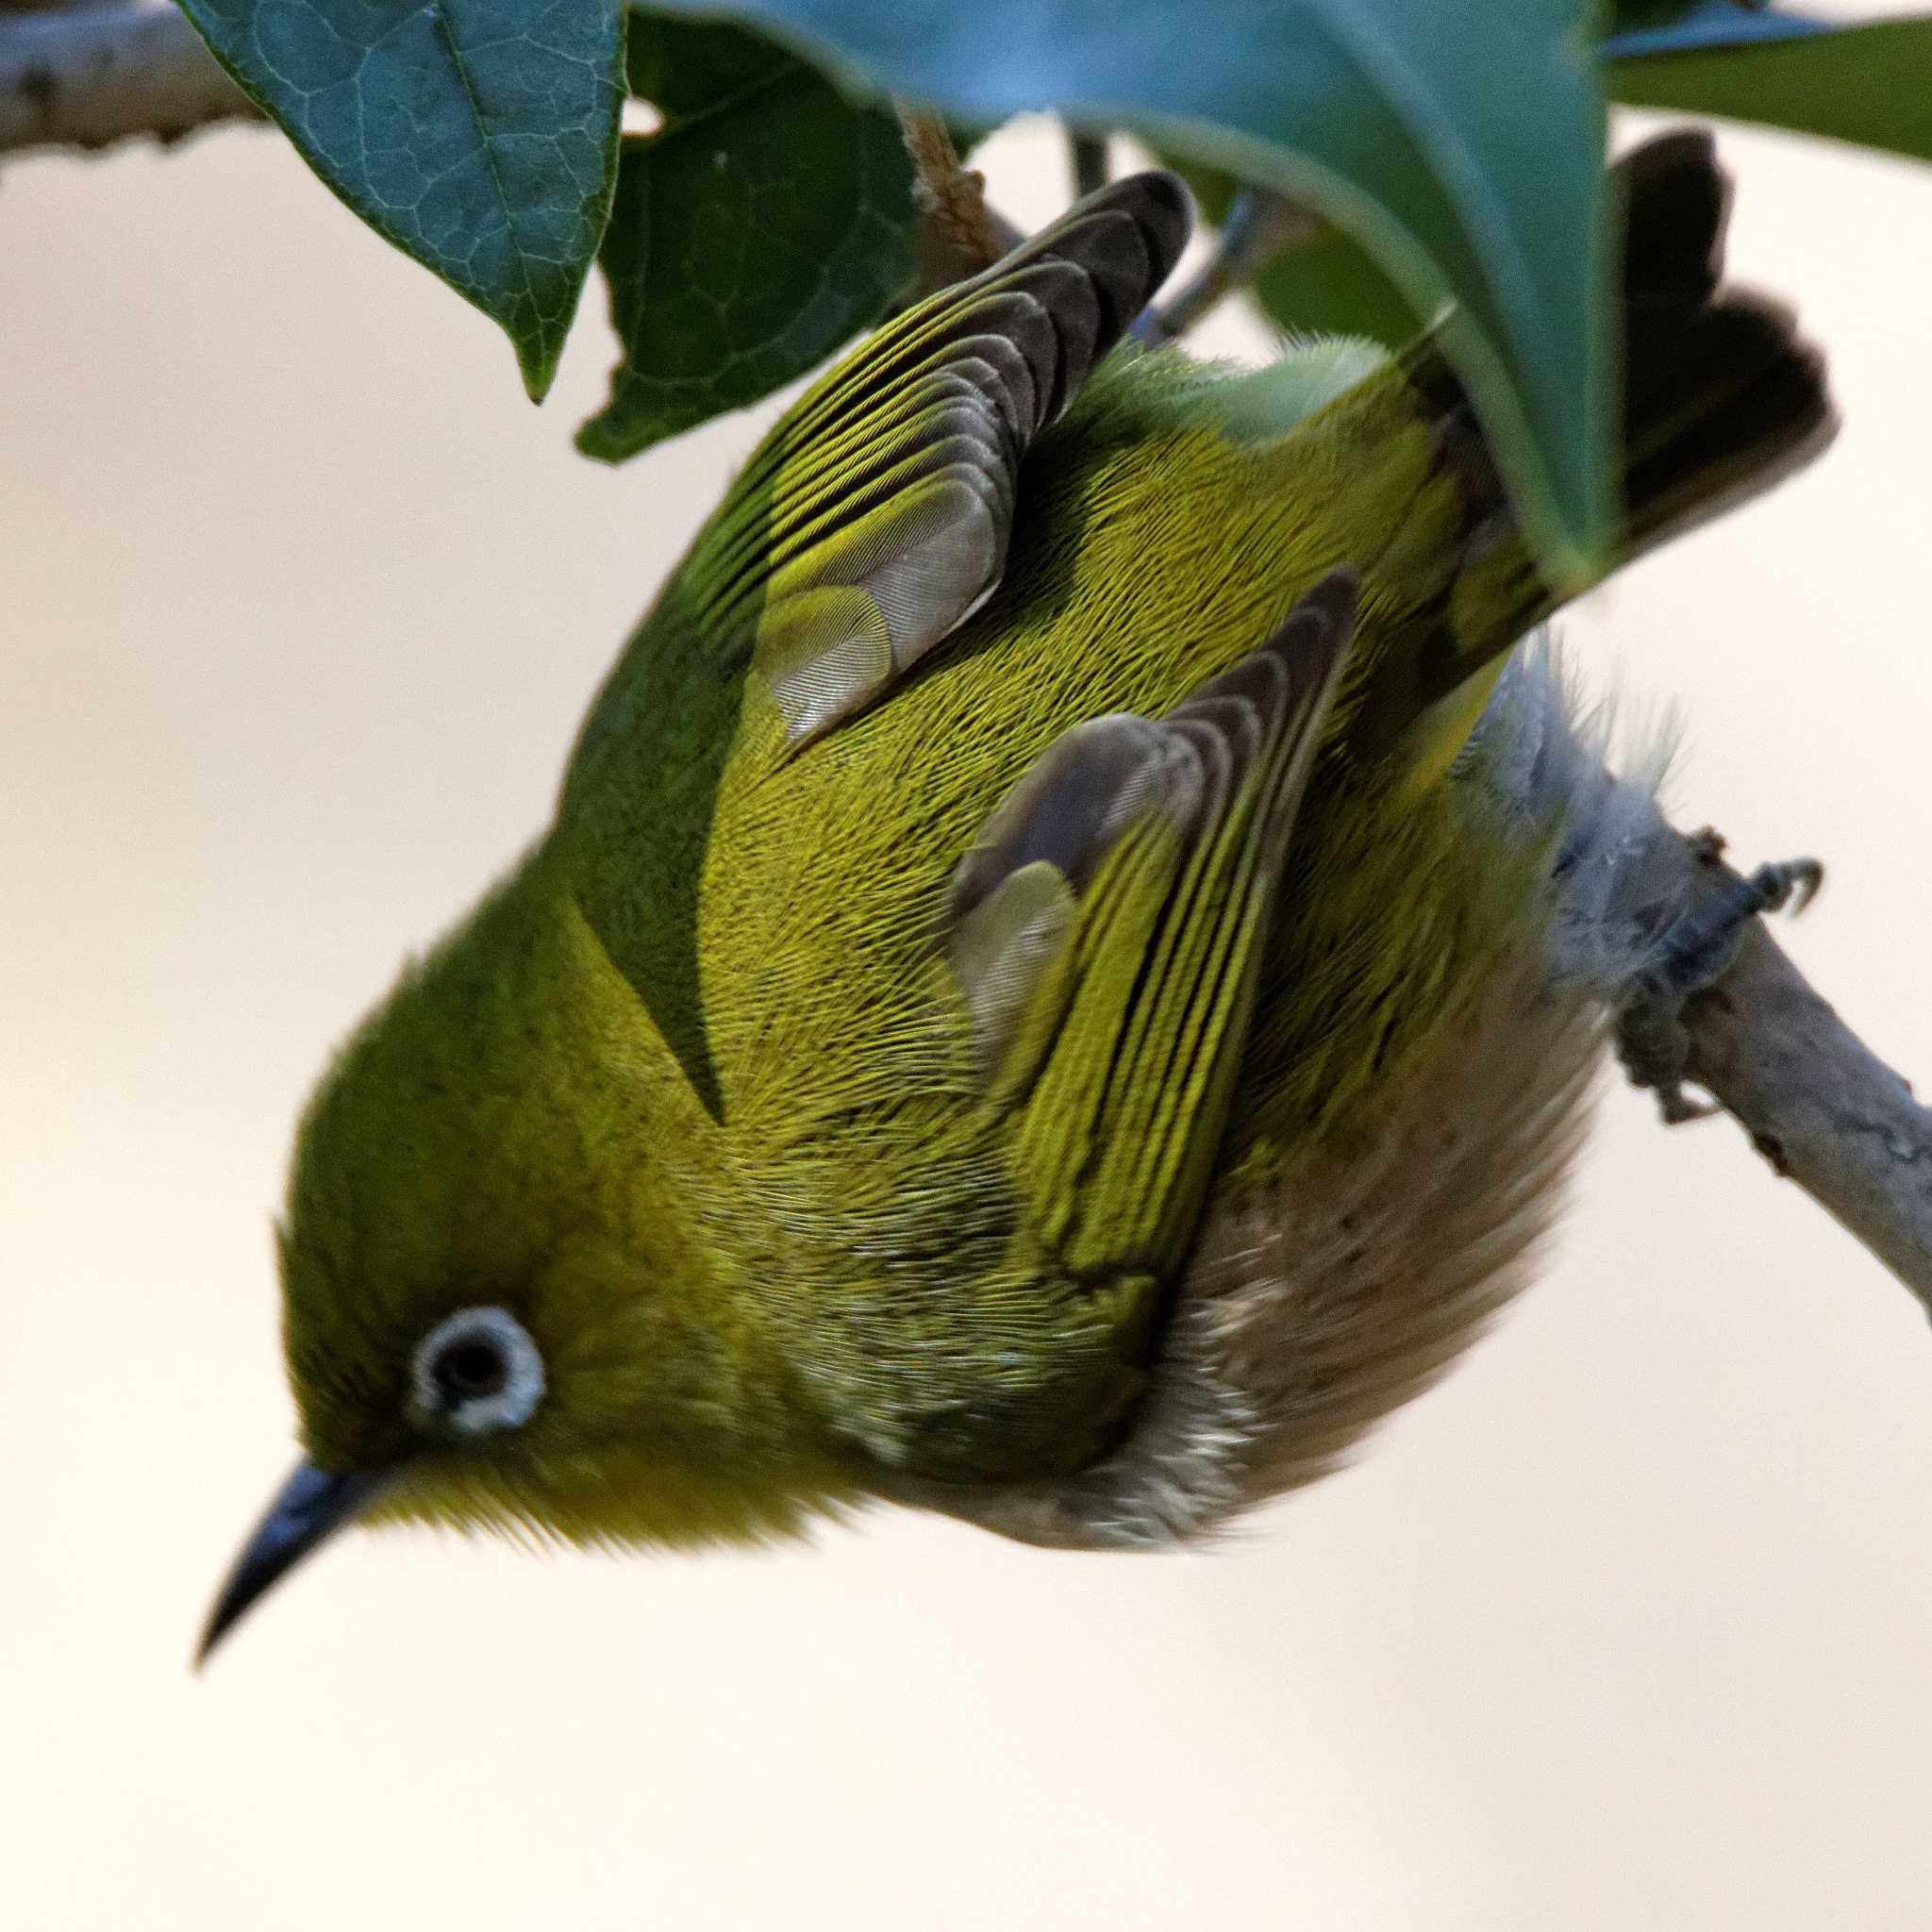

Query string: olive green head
[199,854,841,1663]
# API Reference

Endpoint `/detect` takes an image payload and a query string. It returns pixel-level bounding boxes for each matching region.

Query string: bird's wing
[942,571,1359,1283]
[682,172,1191,749]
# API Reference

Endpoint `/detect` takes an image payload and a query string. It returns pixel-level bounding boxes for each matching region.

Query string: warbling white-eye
[201,131,1831,1659]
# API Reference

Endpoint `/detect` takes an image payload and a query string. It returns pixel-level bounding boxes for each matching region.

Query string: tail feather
[1618,125,1728,305]
[1402,129,1833,560]
[1611,129,1835,551]
[1386,128,1834,735]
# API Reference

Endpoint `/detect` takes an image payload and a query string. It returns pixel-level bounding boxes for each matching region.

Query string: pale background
[6,35,1932,1932]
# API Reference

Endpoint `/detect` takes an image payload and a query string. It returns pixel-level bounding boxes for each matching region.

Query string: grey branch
[0,1,257,159]
[1635,826,1932,1307]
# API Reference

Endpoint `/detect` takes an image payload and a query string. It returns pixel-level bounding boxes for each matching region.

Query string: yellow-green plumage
[203,133,1832,1654]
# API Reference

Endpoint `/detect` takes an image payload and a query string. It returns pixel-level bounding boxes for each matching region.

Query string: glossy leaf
[1612,14,1932,167]
[177,0,625,400]
[641,0,1612,579]
[577,19,918,461]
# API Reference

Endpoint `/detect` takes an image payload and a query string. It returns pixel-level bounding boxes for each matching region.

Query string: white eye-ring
[410,1306,545,1437]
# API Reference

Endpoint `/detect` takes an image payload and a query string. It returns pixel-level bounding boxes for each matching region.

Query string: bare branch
[0,1,257,159]
[1642,826,1932,1306]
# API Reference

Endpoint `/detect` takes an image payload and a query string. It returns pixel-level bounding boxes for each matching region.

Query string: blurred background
[5,56,1931,1932]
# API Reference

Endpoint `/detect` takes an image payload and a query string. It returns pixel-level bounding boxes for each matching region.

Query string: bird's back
[698,348,1458,1136]
[548,137,1828,1501]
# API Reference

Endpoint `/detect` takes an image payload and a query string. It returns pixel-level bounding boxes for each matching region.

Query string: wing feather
[681,174,1192,749]
[944,571,1362,1281]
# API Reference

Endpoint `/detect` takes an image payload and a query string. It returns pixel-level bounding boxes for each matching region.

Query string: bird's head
[198,859,838,1663]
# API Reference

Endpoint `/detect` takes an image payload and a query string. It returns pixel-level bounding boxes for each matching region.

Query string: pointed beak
[197,1459,391,1666]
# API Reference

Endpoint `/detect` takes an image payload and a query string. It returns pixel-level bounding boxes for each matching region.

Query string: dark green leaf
[577,30,917,461]
[625,12,793,111]
[1612,16,1932,167]
[1158,151,1424,346]
[1251,224,1427,348]
[641,0,1612,580]
[177,0,625,400]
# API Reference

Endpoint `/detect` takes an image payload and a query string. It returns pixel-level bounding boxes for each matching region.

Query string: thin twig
[1069,131,1109,199]
[895,103,1006,276]
[1138,185,1315,343]
[0,1,257,158]
[1653,828,1932,1305]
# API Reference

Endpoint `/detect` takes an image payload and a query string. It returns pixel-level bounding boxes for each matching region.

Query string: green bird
[201,131,1831,1657]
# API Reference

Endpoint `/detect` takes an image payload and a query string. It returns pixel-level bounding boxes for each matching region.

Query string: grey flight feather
[690,174,1194,751]
[943,571,1359,1085]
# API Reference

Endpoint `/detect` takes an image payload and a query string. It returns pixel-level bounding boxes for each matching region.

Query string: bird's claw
[1614,838,1824,1126]
[1752,855,1823,920]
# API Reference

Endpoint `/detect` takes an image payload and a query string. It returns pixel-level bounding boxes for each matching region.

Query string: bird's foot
[1614,828,1823,1124]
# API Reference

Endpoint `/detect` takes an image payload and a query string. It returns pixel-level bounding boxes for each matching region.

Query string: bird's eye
[409,1306,545,1436]
[435,1335,508,1401]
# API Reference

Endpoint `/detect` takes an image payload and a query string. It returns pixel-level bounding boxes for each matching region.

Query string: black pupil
[436,1335,508,1402]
